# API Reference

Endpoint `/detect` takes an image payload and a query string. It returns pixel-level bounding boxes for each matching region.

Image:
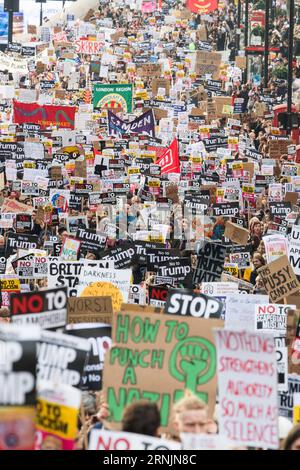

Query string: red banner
[187,0,218,13]
[13,101,77,129]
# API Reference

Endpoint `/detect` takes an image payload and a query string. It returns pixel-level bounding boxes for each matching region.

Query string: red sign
[13,101,77,129]
[187,0,218,13]
[156,139,180,174]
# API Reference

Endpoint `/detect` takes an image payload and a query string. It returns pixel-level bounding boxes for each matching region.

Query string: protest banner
[258,256,299,303]
[10,287,68,330]
[93,84,133,113]
[193,242,227,283]
[36,381,81,450]
[289,225,300,276]
[103,310,223,431]
[89,430,181,450]
[13,101,76,129]
[0,325,39,450]
[65,323,111,390]
[67,296,113,324]
[108,110,155,138]
[214,329,278,449]
[165,289,223,319]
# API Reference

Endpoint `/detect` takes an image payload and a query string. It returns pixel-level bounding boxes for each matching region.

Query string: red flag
[156,139,180,174]
[187,0,218,14]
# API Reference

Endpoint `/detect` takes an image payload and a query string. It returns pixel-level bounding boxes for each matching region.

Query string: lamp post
[236,0,242,51]
[263,0,270,89]
[287,0,295,134]
[244,0,249,82]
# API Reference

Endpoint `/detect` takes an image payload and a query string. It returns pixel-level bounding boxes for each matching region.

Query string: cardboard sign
[67,296,113,324]
[103,310,223,431]
[258,256,299,303]
[193,242,227,283]
[165,289,223,319]
[214,329,278,449]
[10,287,68,330]
[65,323,111,391]
[152,78,170,97]
[224,221,249,246]
[37,330,90,388]
[195,51,221,80]
[89,430,181,450]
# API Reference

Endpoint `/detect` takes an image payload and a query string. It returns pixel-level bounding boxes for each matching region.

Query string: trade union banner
[93,84,133,113]
[13,101,77,129]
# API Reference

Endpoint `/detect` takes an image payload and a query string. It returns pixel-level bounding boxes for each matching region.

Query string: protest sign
[225,294,269,330]
[279,375,300,419]
[103,310,223,431]
[148,285,169,308]
[93,84,133,113]
[60,237,81,261]
[10,287,68,330]
[36,381,81,450]
[258,256,299,303]
[47,258,113,297]
[212,203,239,218]
[224,222,249,246]
[65,323,112,390]
[67,296,113,324]
[289,225,300,276]
[37,330,90,388]
[5,233,39,257]
[165,289,223,319]
[193,242,227,283]
[0,325,39,450]
[214,329,278,449]
[255,304,295,335]
[89,430,181,450]
[77,266,132,310]
[264,235,289,264]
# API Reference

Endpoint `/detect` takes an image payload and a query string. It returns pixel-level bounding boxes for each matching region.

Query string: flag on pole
[156,139,180,174]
